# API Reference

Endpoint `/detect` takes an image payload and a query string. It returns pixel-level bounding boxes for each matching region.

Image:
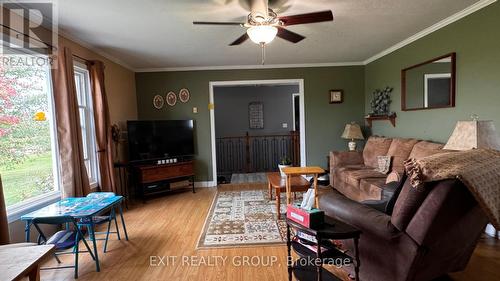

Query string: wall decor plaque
[153,94,164,109]
[179,88,190,103]
[248,102,264,129]
[166,91,177,106]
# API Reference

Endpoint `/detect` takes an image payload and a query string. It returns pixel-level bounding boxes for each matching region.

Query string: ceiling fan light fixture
[246,25,278,44]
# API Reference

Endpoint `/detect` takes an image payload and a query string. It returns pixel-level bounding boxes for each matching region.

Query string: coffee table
[267,172,310,219]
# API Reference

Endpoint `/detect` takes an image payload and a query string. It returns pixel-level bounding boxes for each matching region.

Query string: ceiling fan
[193,0,333,64]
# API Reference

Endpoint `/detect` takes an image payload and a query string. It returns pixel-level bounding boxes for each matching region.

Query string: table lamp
[341,122,364,151]
[444,119,500,150]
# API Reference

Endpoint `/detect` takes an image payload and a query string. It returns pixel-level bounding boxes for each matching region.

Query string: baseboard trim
[194,181,217,188]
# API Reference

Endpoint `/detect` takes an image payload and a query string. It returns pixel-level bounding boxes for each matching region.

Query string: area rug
[197,189,301,249]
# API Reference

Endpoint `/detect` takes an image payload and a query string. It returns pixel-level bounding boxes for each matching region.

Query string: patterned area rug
[197,189,301,249]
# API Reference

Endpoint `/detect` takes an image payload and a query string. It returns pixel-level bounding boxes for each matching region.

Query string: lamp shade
[246,25,278,44]
[444,120,500,150]
[341,123,364,140]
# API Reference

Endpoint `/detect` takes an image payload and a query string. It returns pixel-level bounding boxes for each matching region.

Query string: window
[0,54,61,216]
[73,62,99,188]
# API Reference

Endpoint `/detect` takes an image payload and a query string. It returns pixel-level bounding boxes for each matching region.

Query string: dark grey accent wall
[214,85,299,137]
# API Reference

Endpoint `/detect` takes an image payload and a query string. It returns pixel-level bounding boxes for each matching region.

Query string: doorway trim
[291,93,300,131]
[208,79,306,186]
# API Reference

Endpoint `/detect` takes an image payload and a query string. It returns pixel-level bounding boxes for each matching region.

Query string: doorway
[209,79,305,185]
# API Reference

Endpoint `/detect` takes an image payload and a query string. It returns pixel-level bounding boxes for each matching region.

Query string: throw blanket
[404,149,500,229]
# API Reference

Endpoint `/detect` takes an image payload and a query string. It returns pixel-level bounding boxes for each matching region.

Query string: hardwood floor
[40,185,500,281]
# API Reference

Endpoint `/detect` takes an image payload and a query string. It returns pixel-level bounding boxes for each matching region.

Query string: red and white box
[286,204,325,229]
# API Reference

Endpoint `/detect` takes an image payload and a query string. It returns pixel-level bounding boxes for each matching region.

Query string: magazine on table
[292,236,331,253]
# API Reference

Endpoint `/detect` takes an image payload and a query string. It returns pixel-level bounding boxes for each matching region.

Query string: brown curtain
[88,61,118,194]
[0,175,10,245]
[52,47,90,198]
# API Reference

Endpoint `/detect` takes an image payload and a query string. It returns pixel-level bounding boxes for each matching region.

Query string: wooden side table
[286,217,361,281]
[282,166,325,208]
[267,172,310,219]
[0,243,55,281]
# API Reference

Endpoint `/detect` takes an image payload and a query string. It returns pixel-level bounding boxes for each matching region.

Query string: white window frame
[6,59,62,223]
[74,61,99,189]
[423,73,451,108]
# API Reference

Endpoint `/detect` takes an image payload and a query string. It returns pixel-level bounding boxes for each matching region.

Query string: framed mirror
[401,53,456,111]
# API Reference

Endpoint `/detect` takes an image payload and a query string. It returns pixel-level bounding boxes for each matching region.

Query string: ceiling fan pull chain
[260,42,266,65]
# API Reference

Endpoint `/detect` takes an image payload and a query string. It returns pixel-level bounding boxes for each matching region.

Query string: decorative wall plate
[153,94,164,109]
[179,88,190,103]
[166,91,177,106]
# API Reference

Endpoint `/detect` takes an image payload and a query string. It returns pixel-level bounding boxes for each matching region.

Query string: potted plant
[278,157,292,177]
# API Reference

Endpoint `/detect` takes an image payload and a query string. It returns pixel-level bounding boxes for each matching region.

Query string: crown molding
[363,0,497,65]
[58,29,136,71]
[54,0,497,72]
[135,61,365,73]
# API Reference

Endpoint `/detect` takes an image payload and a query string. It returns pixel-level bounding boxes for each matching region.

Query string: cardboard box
[286,204,324,229]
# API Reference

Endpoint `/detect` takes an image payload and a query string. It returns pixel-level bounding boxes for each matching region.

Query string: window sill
[7,191,61,223]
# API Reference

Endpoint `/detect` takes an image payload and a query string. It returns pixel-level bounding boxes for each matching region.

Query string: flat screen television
[127,120,195,162]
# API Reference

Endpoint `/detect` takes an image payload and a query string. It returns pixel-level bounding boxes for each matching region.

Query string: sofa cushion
[363,137,393,168]
[385,173,407,215]
[337,164,371,172]
[391,179,430,231]
[344,169,387,187]
[386,171,403,184]
[409,141,444,160]
[359,178,386,200]
[376,155,392,174]
[386,138,419,173]
[360,179,404,214]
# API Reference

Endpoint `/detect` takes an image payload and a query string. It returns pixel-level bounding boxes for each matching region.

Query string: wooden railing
[216,131,300,175]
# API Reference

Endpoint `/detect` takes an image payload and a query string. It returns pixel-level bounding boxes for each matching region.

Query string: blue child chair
[78,192,123,253]
[32,216,96,279]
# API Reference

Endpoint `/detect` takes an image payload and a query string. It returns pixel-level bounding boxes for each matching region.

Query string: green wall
[136,67,365,181]
[365,1,500,143]
[135,2,500,181]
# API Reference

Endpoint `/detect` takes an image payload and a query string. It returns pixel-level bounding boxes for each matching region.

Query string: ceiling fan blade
[279,10,333,26]
[276,28,305,43]
[229,33,249,45]
[193,21,244,26]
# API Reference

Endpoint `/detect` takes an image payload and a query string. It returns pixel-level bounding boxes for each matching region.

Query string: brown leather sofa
[329,136,444,202]
[319,178,489,281]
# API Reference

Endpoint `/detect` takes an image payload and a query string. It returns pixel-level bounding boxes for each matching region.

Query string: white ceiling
[54,0,483,70]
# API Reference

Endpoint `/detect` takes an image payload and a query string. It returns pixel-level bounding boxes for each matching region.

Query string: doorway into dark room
[211,81,304,184]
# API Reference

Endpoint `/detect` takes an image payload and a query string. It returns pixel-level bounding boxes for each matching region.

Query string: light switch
[282,123,288,128]
[193,107,198,114]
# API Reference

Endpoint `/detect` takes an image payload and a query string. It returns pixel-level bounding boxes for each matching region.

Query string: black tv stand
[132,160,195,202]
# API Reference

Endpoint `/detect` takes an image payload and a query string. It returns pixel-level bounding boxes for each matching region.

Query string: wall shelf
[365,114,397,127]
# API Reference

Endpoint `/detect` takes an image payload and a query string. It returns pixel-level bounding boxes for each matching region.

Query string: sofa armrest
[319,189,400,240]
[330,151,364,168]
